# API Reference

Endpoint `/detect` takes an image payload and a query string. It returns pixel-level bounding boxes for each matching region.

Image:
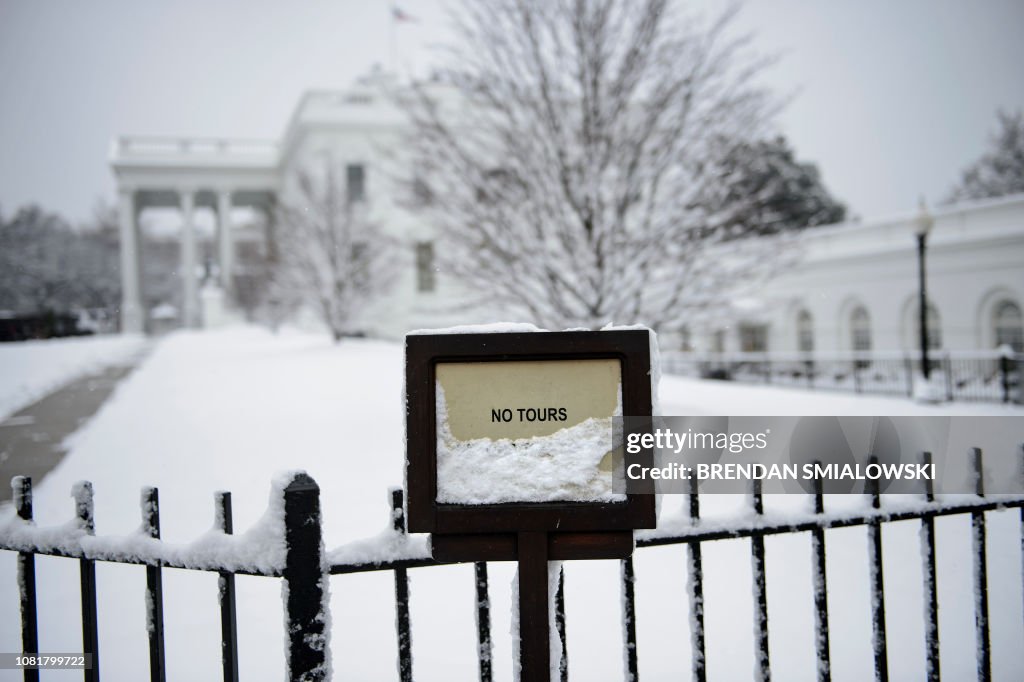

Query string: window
[416,241,435,292]
[346,164,366,203]
[851,306,871,352]
[739,324,768,352]
[797,309,814,353]
[994,300,1023,351]
[350,242,367,287]
[712,329,726,354]
[679,326,692,352]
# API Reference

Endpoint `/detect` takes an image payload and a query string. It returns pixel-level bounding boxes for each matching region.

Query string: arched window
[851,306,871,353]
[994,300,1023,351]
[679,326,692,352]
[797,309,814,353]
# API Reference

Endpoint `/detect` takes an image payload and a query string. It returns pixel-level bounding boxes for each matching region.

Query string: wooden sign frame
[405,329,656,535]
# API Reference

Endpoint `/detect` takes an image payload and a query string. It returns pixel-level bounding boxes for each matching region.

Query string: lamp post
[914,199,934,380]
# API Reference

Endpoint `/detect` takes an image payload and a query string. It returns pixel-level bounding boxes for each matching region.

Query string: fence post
[215,492,239,682]
[75,482,100,682]
[555,565,568,682]
[283,473,328,682]
[943,353,953,402]
[811,466,831,682]
[391,488,413,682]
[920,453,940,682]
[866,457,888,682]
[14,477,39,682]
[970,449,991,681]
[142,487,166,682]
[750,480,770,682]
[1000,353,1012,404]
[904,357,914,398]
[474,562,493,682]
[686,478,706,682]
[621,556,639,682]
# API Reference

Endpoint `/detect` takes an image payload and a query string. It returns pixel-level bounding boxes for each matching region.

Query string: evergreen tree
[947,109,1024,202]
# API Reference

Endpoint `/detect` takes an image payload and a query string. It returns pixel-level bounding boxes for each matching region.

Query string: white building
[695,194,1024,355]
[110,72,466,338]
[111,73,1024,352]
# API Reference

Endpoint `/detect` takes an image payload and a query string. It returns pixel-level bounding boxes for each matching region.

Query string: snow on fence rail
[661,349,1022,404]
[1,450,1023,681]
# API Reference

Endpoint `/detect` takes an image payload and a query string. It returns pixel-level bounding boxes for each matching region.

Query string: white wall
[736,194,1024,354]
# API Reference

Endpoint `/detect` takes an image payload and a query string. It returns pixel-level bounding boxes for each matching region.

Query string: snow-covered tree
[698,135,846,237]
[946,109,1024,203]
[270,165,398,341]
[398,0,791,331]
[0,203,120,316]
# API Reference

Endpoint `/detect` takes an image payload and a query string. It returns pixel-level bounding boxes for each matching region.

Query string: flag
[392,6,418,23]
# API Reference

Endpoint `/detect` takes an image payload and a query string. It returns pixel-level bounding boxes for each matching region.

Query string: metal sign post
[405,330,655,681]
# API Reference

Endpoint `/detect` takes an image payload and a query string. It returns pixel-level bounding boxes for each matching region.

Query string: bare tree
[0,202,120,317]
[398,0,785,331]
[270,165,398,341]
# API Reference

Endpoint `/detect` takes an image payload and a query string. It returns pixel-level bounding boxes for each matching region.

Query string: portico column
[117,187,144,333]
[217,190,234,294]
[180,189,199,328]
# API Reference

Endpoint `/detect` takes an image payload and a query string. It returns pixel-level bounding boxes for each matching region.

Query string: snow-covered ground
[0,334,147,420]
[0,327,1021,680]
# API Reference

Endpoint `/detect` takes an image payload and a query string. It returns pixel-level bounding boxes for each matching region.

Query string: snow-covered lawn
[0,327,1020,681]
[0,334,147,420]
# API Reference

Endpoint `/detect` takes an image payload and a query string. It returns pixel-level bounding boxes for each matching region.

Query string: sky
[0,0,1022,224]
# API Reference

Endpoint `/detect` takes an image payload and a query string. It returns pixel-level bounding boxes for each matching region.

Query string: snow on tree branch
[269,163,399,341]
[396,0,809,332]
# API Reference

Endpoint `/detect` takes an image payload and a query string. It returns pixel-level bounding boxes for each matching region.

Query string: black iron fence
[2,449,1023,681]
[661,349,1023,404]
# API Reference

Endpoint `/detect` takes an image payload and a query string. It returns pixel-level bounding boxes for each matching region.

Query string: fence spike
[919,454,939,682]
[474,561,493,682]
[866,457,888,682]
[555,565,567,682]
[391,488,413,682]
[282,473,328,682]
[215,492,238,682]
[76,481,100,682]
[621,557,638,682]
[14,477,39,682]
[142,487,165,682]
[811,464,831,682]
[751,479,770,682]
[687,477,706,682]
[970,448,991,681]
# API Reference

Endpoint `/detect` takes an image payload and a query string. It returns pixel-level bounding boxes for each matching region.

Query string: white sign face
[434,359,625,504]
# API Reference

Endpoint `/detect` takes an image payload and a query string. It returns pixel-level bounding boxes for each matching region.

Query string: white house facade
[694,194,1024,356]
[110,71,470,338]
[111,73,1024,353]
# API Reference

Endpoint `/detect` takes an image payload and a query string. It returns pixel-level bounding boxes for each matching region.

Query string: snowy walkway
[0,333,146,421]
[0,327,1020,681]
[0,363,137,503]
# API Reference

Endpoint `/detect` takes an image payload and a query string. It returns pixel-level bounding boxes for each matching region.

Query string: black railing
[2,448,1023,681]
[661,350,1023,404]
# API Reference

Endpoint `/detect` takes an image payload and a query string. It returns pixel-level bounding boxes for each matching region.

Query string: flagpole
[389,5,396,72]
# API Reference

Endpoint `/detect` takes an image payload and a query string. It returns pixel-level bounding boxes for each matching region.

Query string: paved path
[0,363,138,503]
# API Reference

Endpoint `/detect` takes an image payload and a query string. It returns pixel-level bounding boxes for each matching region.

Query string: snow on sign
[435,358,623,504]
[404,328,656,536]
